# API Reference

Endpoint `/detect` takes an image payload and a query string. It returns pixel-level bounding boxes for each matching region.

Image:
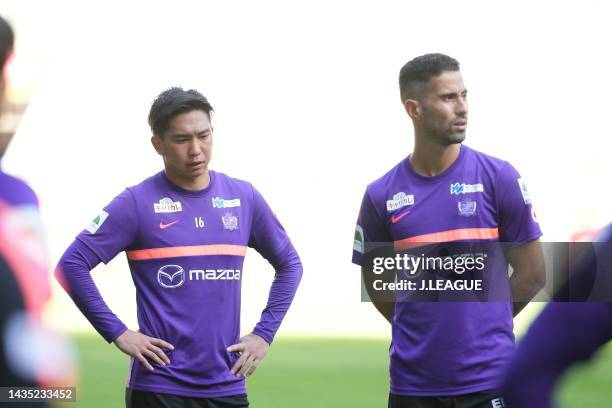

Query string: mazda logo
[157,265,185,288]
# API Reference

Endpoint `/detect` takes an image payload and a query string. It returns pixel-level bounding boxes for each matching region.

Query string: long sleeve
[247,185,303,344]
[251,241,302,344]
[55,239,127,343]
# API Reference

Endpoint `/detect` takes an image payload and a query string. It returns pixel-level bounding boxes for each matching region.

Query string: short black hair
[0,15,14,73]
[148,87,214,137]
[399,53,460,102]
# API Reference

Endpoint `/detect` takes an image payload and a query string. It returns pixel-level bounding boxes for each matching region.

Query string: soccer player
[0,14,51,395]
[502,224,612,407]
[56,88,303,408]
[352,53,545,408]
[1,14,74,405]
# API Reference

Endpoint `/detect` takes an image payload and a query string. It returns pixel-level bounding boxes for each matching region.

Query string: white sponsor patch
[86,210,109,234]
[354,224,364,254]
[386,192,415,212]
[154,197,182,213]
[450,183,484,195]
[517,178,532,205]
[212,197,241,208]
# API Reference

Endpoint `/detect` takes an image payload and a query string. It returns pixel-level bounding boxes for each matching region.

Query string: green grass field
[54,334,612,407]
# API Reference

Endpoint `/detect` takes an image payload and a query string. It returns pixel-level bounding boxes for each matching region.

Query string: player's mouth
[187,161,205,170]
[453,120,467,131]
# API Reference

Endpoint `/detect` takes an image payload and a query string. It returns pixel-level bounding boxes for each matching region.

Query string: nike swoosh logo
[391,211,410,224]
[159,220,179,229]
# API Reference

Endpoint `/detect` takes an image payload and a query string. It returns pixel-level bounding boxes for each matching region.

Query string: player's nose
[187,137,203,156]
[456,96,468,116]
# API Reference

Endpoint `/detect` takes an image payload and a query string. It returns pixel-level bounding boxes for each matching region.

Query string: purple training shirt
[352,145,542,396]
[57,170,302,398]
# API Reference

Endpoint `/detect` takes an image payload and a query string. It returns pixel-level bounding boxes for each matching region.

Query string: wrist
[109,324,129,344]
[250,331,270,345]
[112,327,130,345]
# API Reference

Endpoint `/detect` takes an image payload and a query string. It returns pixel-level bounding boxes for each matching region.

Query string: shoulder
[210,171,261,212]
[128,171,163,191]
[210,171,258,206]
[211,170,254,192]
[463,145,514,175]
[462,146,522,194]
[365,159,408,202]
[0,170,39,207]
[124,171,171,202]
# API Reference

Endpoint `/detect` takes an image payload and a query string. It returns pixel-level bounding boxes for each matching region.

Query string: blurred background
[2,0,611,406]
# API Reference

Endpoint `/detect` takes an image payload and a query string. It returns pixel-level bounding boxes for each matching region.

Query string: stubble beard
[433,127,466,146]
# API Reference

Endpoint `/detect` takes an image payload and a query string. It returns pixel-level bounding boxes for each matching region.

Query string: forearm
[362,267,394,324]
[55,240,127,342]
[507,240,546,316]
[509,271,543,316]
[252,242,303,344]
[371,300,394,324]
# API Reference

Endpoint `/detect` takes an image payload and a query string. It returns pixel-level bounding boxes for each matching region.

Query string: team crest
[458,198,477,217]
[222,213,239,231]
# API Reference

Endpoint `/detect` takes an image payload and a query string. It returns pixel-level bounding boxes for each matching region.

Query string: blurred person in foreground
[0,13,75,405]
[502,224,612,407]
[56,87,303,408]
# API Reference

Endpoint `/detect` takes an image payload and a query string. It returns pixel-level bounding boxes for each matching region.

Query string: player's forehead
[427,70,466,95]
[165,109,211,136]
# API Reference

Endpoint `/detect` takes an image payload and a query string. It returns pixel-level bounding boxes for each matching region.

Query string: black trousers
[126,389,249,408]
[389,390,506,408]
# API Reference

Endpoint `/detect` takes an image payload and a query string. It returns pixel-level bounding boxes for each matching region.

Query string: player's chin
[440,133,465,146]
[448,131,466,144]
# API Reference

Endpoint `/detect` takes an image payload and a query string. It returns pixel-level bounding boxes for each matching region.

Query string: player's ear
[403,99,421,120]
[151,135,163,155]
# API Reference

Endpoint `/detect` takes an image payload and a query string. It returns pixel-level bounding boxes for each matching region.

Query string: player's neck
[164,169,211,191]
[410,141,461,177]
